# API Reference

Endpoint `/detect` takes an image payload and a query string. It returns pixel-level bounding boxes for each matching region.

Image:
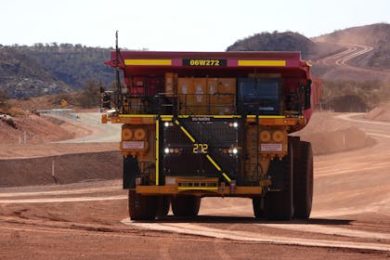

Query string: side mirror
[101,91,112,109]
[304,80,312,110]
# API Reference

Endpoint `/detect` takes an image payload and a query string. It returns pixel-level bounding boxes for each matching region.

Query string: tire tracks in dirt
[0,195,126,204]
[122,220,390,252]
[0,185,119,198]
[256,223,390,240]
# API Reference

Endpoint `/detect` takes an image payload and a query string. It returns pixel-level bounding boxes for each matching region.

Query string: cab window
[238,78,281,115]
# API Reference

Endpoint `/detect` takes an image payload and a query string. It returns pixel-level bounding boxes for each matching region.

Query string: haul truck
[101,49,320,221]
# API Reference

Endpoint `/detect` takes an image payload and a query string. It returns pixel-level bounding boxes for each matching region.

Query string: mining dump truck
[101,49,320,220]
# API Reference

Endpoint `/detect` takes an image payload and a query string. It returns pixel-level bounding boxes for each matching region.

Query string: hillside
[17,44,113,89]
[0,44,113,98]
[314,23,390,47]
[227,23,390,70]
[0,46,71,98]
[1,23,390,100]
[226,31,343,60]
[227,31,316,58]
[313,23,390,69]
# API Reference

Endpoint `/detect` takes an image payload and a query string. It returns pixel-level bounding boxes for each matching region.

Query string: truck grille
[161,117,241,183]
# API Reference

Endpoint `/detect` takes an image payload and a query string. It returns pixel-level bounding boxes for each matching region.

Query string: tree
[0,90,9,112]
[76,80,102,108]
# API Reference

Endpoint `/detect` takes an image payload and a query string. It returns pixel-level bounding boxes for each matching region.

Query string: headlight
[164,122,173,127]
[163,147,182,155]
[229,122,239,128]
[228,147,239,156]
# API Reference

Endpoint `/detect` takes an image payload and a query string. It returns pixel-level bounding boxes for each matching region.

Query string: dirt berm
[365,103,390,122]
[0,151,121,187]
[295,112,375,155]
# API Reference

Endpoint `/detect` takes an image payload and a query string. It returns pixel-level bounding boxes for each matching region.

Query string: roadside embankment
[0,151,121,187]
[296,112,375,155]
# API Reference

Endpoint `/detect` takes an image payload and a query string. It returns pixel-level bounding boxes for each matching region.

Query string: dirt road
[316,45,374,67]
[54,112,121,143]
[0,113,390,259]
[313,44,390,81]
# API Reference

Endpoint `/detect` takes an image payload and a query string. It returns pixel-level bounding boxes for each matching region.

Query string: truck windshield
[238,78,281,115]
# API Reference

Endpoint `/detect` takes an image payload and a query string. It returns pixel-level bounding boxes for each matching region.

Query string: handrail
[103,92,237,115]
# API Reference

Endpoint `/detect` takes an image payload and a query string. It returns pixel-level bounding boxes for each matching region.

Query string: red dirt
[295,112,374,154]
[0,143,117,159]
[0,113,120,187]
[0,114,90,145]
[365,103,390,122]
[0,151,121,187]
[1,199,388,260]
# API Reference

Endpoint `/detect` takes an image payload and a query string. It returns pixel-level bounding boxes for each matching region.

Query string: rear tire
[293,141,313,219]
[172,196,201,217]
[128,190,158,220]
[263,144,294,220]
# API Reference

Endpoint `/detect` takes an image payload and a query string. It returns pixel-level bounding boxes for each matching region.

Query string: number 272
[193,144,208,154]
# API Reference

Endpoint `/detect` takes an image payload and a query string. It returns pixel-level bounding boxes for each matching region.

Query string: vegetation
[320,80,390,111]
[18,43,113,88]
[0,90,9,112]
[41,80,104,108]
[75,80,103,108]
[0,44,113,98]
[226,31,316,58]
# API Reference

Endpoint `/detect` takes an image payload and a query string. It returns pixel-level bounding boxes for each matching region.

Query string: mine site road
[314,43,390,79]
[313,42,390,85]
[315,44,374,67]
[334,45,374,66]
[1,113,390,255]
[48,111,121,143]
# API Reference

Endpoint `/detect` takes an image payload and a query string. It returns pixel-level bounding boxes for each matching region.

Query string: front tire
[293,141,313,219]
[172,196,201,217]
[128,190,158,220]
[263,144,294,220]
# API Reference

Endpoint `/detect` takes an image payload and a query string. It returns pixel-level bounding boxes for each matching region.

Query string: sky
[1,0,389,51]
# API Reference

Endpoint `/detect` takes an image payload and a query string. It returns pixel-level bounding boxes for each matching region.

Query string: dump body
[105,51,316,131]
[102,51,318,220]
